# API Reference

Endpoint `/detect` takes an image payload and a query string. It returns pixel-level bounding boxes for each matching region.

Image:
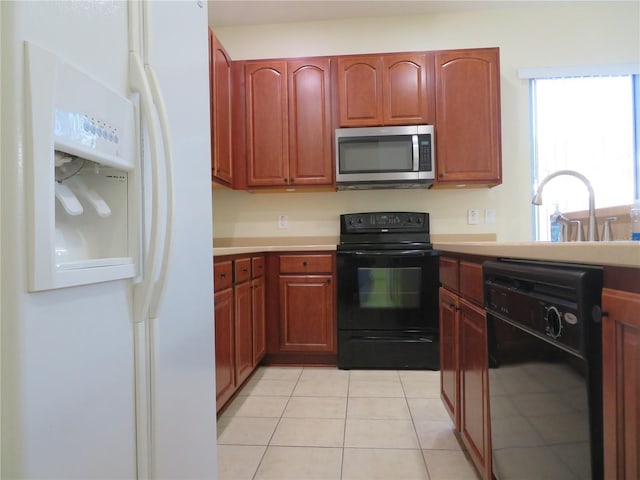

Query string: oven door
[337,249,440,331]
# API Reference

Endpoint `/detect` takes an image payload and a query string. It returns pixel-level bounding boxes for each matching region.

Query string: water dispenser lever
[54,182,83,216]
[67,177,112,217]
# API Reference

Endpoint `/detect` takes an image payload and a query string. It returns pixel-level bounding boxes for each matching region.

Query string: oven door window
[357,267,421,309]
[337,251,439,331]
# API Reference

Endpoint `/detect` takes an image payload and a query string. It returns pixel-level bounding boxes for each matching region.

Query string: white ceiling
[207,1,582,27]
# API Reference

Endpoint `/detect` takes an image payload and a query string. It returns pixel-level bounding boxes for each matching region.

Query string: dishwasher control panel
[483,259,604,358]
[485,281,583,353]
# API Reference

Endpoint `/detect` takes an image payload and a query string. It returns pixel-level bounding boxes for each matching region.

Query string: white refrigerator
[1,1,217,478]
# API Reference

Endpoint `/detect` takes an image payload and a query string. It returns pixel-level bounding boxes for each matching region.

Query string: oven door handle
[349,250,430,257]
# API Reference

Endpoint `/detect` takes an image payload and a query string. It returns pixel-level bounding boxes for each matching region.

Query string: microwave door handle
[412,134,419,171]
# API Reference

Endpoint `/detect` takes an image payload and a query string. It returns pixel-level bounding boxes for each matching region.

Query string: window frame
[520,64,640,240]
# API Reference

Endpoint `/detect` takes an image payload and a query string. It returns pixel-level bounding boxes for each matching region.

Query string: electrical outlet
[467,209,480,225]
[278,214,288,229]
[485,208,496,224]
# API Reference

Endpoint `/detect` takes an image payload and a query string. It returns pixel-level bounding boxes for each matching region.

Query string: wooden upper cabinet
[383,53,430,125]
[209,30,233,185]
[337,53,430,127]
[337,56,384,126]
[245,61,289,186]
[288,58,333,185]
[244,59,333,188]
[433,48,502,187]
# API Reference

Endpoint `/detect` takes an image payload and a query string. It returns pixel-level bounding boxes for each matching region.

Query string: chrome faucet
[532,170,599,241]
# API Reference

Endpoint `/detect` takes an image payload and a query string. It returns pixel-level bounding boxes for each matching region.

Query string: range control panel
[340,212,429,233]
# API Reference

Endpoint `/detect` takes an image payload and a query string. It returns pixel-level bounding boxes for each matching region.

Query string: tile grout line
[399,371,433,480]
[340,368,350,480]
[249,367,304,480]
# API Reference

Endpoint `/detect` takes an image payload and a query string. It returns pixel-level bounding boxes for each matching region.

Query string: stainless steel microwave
[335,125,435,189]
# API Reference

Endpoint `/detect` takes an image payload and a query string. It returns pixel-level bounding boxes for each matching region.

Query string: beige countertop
[213,236,338,256]
[213,236,639,268]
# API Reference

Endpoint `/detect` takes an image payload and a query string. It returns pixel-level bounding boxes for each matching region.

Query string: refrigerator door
[137,2,217,479]
[1,1,217,478]
[1,2,137,478]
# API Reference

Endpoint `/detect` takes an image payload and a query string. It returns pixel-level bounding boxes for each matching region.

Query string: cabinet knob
[439,173,444,178]
[302,261,308,267]
[242,268,248,273]
[290,178,294,183]
[220,273,226,278]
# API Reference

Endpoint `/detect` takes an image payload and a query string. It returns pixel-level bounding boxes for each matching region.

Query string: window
[527,71,639,240]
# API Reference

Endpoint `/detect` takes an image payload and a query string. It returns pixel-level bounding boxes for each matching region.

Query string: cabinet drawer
[214,260,233,291]
[459,261,483,305]
[234,257,251,283]
[252,256,265,278]
[280,254,333,274]
[440,256,459,291]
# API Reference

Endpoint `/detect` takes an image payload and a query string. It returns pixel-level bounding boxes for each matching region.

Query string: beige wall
[210,2,640,241]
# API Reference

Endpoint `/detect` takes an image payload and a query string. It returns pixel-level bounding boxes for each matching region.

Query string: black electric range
[336,212,440,370]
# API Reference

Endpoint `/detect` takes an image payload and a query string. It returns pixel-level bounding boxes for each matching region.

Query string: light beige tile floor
[217,366,480,480]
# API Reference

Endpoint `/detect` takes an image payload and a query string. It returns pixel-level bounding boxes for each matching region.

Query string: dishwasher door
[484,259,603,480]
[488,312,593,480]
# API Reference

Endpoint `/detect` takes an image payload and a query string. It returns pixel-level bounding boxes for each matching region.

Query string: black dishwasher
[483,259,603,480]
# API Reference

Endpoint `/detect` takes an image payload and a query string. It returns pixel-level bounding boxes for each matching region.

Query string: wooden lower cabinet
[278,275,334,352]
[459,299,491,480]
[252,275,266,366]
[439,287,460,428]
[439,255,492,480]
[214,254,266,412]
[602,288,640,480]
[234,280,253,386]
[265,252,337,364]
[214,287,234,408]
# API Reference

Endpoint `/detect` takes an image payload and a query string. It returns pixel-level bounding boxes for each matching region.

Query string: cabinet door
[234,281,253,386]
[245,61,289,186]
[252,275,266,366]
[459,299,491,480]
[279,275,335,352]
[439,287,460,429]
[210,30,233,185]
[288,58,333,186]
[602,288,640,480]
[434,48,502,187]
[383,53,430,125]
[214,288,235,410]
[337,56,384,127]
